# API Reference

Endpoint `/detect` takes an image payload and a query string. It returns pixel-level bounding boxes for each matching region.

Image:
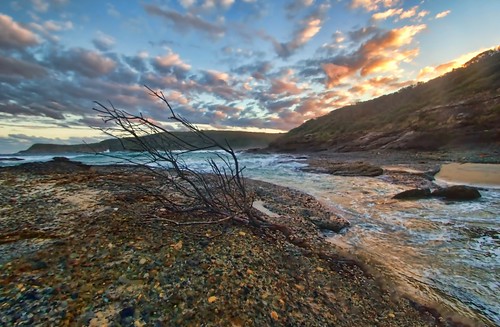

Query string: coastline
[0,159,479,327]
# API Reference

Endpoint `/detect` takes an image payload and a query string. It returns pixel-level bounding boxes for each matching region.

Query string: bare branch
[92,86,260,226]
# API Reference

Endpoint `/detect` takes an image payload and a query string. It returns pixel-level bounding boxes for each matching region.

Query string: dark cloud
[0,55,47,78]
[143,4,225,38]
[92,32,115,51]
[123,53,150,72]
[48,47,117,78]
[286,0,314,16]
[265,3,329,58]
[0,101,65,120]
[231,61,272,80]
[348,25,381,42]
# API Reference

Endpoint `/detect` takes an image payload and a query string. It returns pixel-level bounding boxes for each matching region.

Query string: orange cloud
[417,47,495,81]
[323,24,424,88]
[372,8,403,20]
[323,64,351,88]
[435,10,451,19]
[269,78,304,95]
[351,0,400,12]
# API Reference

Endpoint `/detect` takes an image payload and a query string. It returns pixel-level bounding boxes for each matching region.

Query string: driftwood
[93,86,266,227]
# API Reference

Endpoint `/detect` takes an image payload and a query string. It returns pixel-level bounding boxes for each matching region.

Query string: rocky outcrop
[4,157,91,174]
[268,49,500,153]
[432,185,481,200]
[302,160,383,177]
[392,188,431,200]
[0,157,24,161]
[393,185,481,201]
[309,215,350,233]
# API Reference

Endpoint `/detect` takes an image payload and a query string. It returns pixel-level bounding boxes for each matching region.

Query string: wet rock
[393,188,431,200]
[0,157,24,161]
[302,160,383,177]
[30,259,49,270]
[432,185,481,200]
[120,306,135,319]
[309,215,350,233]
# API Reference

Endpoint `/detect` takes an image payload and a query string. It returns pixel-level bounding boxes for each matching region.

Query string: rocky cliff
[269,48,500,153]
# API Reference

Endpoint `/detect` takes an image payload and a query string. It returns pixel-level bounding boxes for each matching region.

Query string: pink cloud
[0,14,39,49]
[154,51,191,71]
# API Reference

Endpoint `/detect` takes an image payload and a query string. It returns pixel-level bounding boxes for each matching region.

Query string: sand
[436,163,500,188]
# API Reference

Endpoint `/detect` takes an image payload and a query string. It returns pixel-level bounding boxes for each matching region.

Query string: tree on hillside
[93,86,269,227]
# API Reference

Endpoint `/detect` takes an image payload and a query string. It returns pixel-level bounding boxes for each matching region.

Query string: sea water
[1,151,499,325]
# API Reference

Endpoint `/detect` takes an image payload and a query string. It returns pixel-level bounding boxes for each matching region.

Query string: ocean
[1,151,499,325]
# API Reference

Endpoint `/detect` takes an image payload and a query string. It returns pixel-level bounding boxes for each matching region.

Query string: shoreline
[0,159,492,326]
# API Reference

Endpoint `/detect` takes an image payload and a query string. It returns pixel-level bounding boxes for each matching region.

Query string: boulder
[431,185,481,200]
[309,215,350,233]
[393,188,431,200]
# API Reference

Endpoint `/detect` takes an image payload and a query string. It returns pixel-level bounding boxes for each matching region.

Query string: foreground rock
[0,157,24,161]
[432,185,482,200]
[393,188,431,200]
[393,185,481,201]
[309,215,350,233]
[302,160,384,177]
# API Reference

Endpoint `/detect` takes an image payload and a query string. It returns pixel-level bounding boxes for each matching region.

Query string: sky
[0,0,499,154]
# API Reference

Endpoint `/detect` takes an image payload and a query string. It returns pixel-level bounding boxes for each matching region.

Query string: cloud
[199,69,230,85]
[92,32,116,51]
[153,50,191,79]
[43,20,73,31]
[232,61,272,80]
[321,24,426,87]
[322,63,351,87]
[269,7,326,58]
[435,10,451,19]
[286,0,314,16]
[107,3,121,17]
[417,48,488,81]
[143,4,225,38]
[350,0,399,12]
[0,14,39,49]
[31,0,49,12]
[0,101,66,120]
[49,47,117,77]
[27,0,69,12]
[29,19,73,42]
[372,8,403,20]
[348,25,380,42]
[371,6,423,21]
[0,55,47,78]
[269,78,304,95]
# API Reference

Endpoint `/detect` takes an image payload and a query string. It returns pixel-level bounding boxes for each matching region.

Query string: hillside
[269,48,500,152]
[19,131,281,154]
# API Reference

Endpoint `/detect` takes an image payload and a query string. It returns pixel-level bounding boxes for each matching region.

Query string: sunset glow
[0,0,499,153]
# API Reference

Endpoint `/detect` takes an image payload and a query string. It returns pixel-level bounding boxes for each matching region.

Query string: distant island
[269,48,500,153]
[18,131,282,154]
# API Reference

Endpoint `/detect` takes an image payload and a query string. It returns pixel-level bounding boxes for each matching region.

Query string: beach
[1,149,500,326]
[0,158,469,327]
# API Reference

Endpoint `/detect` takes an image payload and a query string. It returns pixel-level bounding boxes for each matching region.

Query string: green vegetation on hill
[20,131,282,154]
[270,48,500,152]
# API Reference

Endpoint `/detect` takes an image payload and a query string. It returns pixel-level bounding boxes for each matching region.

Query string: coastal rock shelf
[393,185,482,201]
[0,162,454,326]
